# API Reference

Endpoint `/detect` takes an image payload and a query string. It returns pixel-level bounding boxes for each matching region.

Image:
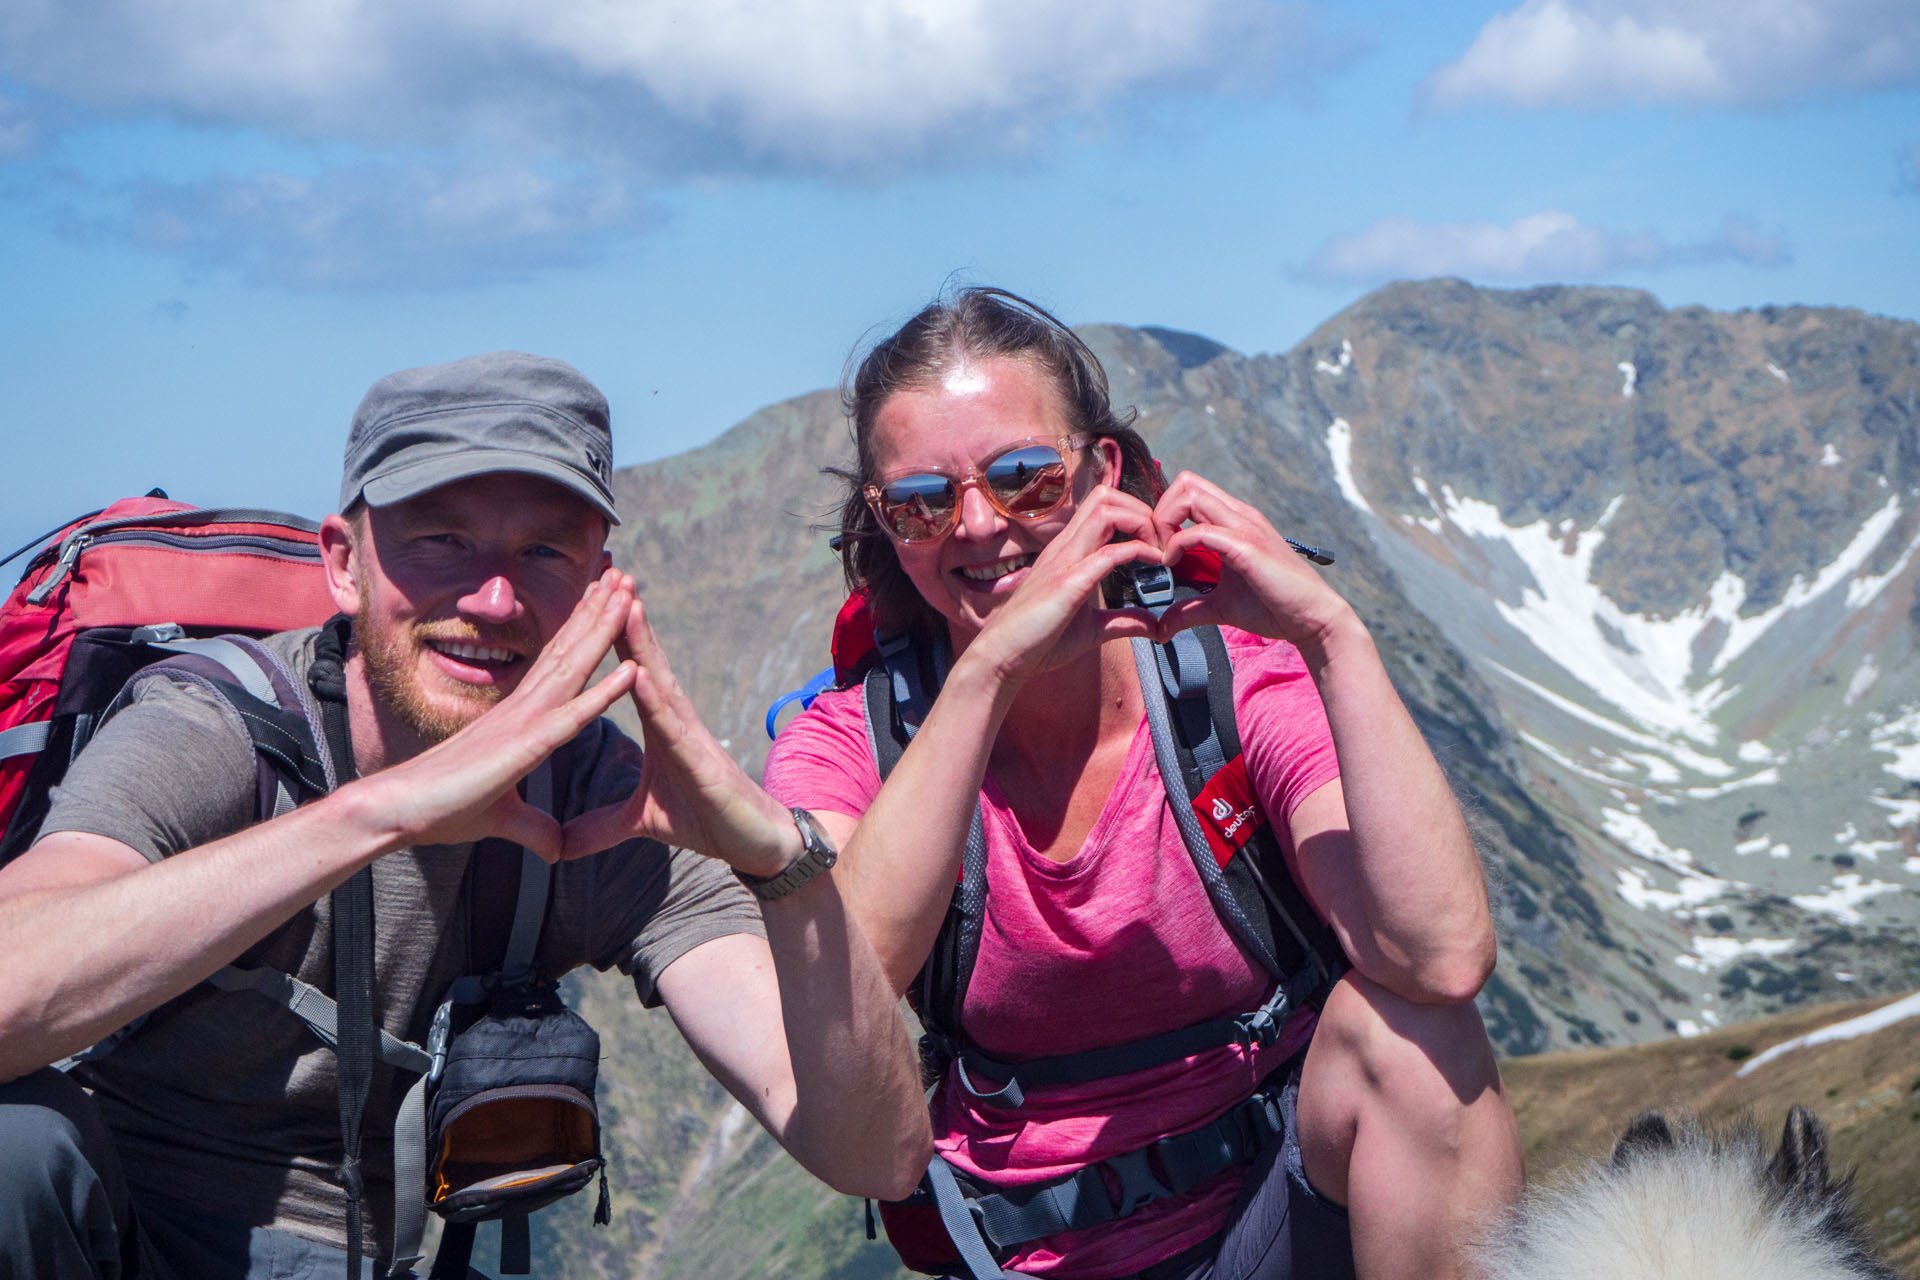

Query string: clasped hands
[964,469,1351,685]
[361,568,797,875]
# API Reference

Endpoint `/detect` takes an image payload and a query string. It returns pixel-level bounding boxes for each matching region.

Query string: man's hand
[559,596,799,876]
[354,569,639,858]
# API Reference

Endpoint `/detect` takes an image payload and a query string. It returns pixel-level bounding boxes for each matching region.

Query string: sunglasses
[864,434,1094,543]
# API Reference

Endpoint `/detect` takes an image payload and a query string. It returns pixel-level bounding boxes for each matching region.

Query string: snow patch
[1314,339,1353,377]
[1769,362,1791,384]
[1675,935,1796,972]
[1736,740,1780,763]
[1617,361,1636,398]
[1789,874,1900,924]
[1604,808,1733,914]
[1844,656,1879,706]
[1736,991,1920,1076]
[1492,664,1734,776]
[1325,418,1367,511]
[1844,839,1898,862]
[1869,708,1920,783]
[1393,490,1905,753]
[1870,795,1920,828]
[1716,498,1903,672]
[1819,441,1841,466]
[1684,768,1779,799]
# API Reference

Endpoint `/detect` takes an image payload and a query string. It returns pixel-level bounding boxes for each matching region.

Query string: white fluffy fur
[1477,1121,1889,1280]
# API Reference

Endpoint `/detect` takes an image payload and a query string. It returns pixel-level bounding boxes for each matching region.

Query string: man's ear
[319,513,362,615]
[598,548,613,576]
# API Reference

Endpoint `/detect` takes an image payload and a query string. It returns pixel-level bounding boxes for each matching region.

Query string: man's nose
[456,574,521,623]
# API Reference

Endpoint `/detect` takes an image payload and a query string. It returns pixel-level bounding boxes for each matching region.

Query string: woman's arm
[786,486,1165,995]
[1156,473,1494,1005]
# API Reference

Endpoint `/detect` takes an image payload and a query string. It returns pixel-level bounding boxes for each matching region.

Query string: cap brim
[358,449,620,524]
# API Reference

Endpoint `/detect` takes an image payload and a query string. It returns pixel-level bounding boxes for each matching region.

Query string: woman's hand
[960,483,1165,685]
[1152,471,1353,652]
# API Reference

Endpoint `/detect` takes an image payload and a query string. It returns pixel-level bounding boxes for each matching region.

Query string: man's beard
[354,608,513,746]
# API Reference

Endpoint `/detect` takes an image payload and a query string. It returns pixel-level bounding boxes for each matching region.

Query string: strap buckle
[1100,1147,1172,1218]
[1129,564,1176,612]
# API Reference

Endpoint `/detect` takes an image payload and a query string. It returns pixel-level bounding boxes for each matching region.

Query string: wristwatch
[738,808,838,901]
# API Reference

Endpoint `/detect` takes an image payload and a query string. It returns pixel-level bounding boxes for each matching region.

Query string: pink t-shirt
[764,629,1341,1279]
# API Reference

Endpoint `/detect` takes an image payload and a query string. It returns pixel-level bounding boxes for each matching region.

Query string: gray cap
[339,351,620,523]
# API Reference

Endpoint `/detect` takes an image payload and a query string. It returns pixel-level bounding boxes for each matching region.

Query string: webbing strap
[0,720,51,761]
[499,763,553,986]
[499,1213,531,1275]
[949,977,1296,1104]
[1130,636,1285,982]
[151,636,279,704]
[926,1156,1011,1280]
[333,865,375,1280]
[951,1087,1286,1255]
[388,1070,433,1276]
[204,966,430,1072]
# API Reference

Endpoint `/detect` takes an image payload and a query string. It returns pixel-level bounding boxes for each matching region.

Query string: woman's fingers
[556,798,637,862]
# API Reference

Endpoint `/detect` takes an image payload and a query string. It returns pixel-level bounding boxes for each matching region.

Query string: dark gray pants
[0,1069,370,1280]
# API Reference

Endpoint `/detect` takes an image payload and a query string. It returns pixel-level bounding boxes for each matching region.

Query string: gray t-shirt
[42,627,763,1258]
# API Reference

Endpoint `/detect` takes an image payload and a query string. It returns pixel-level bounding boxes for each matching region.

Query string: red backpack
[0,494,337,861]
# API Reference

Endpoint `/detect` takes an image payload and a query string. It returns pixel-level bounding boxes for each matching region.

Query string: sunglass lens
[983,445,1068,517]
[876,473,959,540]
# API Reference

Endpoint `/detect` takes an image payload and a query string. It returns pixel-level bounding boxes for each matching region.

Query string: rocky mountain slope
[1296,281,1920,1040]
[532,281,1920,1277]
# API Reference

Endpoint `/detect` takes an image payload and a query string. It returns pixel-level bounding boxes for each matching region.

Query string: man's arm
[0,570,641,1082]
[656,896,932,1201]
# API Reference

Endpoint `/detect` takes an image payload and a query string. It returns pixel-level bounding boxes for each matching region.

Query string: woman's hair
[834,286,1159,641]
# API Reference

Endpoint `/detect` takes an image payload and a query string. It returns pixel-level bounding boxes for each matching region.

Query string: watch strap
[740,808,838,901]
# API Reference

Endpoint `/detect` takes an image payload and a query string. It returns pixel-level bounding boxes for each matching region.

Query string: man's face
[339,472,610,745]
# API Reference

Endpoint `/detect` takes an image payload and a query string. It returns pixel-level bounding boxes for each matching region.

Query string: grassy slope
[1502,990,1920,1274]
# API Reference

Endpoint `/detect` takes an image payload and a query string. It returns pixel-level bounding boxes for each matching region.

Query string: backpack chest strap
[940,971,1310,1109]
[921,1081,1288,1265]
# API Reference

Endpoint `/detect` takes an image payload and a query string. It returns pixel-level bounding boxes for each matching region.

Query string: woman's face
[868,354,1118,645]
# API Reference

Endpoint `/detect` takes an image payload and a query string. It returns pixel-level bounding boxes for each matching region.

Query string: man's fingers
[497,799,565,863]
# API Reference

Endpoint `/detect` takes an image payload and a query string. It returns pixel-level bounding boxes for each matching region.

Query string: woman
[764,288,1522,1280]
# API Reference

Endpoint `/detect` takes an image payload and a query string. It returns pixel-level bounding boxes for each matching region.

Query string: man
[0,352,932,1277]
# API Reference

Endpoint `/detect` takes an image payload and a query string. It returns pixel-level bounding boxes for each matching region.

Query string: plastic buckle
[1129,564,1176,612]
[130,623,187,644]
[1102,1147,1172,1218]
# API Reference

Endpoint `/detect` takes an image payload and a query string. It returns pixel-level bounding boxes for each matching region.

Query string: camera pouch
[424,982,608,1277]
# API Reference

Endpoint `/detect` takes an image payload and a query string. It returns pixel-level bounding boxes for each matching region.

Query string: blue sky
[3,0,1917,562]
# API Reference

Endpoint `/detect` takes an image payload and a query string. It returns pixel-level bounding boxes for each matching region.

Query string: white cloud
[0,0,1332,170]
[105,163,650,290]
[1424,0,1920,110]
[0,0,1351,287]
[1299,209,1789,285]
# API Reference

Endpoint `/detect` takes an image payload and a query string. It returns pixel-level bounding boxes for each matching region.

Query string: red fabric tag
[1192,754,1267,868]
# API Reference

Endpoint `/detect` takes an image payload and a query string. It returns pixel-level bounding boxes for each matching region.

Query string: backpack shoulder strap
[1131,627,1346,1005]
[863,635,987,1070]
